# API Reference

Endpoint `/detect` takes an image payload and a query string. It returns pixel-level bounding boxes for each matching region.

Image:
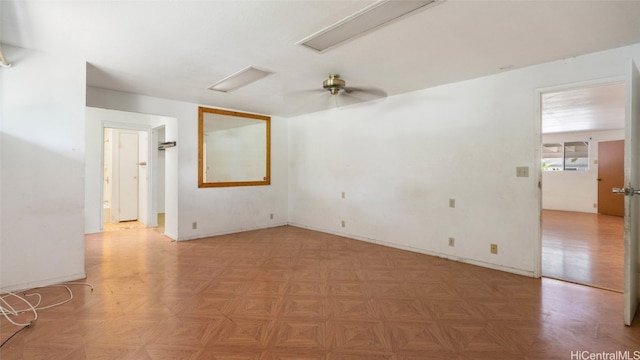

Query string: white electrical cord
[0,282,93,347]
[0,44,12,68]
[0,292,38,326]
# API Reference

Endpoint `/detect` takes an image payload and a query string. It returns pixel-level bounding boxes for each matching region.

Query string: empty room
[2,1,640,359]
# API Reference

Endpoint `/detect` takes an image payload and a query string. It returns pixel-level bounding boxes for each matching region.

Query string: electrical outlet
[449,237,455,247]
[341,191,346,199]
[270,213,274,219]
[516,166,529,177]
[192,222,197,230]
[490,243,498,254]
[341,220,345,227]
[449,198,455,208]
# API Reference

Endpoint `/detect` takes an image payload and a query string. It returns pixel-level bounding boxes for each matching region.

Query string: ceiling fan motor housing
[323,74,346,95]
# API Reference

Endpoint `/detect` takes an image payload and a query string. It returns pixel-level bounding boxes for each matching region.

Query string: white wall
[138,130,148,225]
[542,129,624,213]
[86,88,289,240]
[4,39,639,290]
[0,0,4,293]
[103,128,114,222]
[157,127,166,213]
[0,45,86,291]
[288,43,640,277]
[0,66,3,292]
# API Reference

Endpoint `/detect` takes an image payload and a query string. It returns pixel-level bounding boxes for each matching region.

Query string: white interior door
[623,59,640,326]
[118,131,139,222]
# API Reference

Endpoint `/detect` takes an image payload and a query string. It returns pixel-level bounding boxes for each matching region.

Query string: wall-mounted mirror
[198,107,270,187]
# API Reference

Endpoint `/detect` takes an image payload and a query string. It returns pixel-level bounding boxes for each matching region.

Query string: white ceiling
[542,82,626,134]
[2,0,640,120]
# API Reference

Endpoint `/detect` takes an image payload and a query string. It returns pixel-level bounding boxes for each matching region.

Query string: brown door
[598,140,624,216]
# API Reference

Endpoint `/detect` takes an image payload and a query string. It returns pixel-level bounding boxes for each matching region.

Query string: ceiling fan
[284,74,387,114]
[321,74,386,99]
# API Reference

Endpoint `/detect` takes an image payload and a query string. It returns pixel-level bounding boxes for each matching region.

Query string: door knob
[612,187,640,196]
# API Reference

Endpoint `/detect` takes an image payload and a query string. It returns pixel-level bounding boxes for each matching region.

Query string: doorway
[540,81,626,291]
[85,106,176,237]
[103,128,148,231]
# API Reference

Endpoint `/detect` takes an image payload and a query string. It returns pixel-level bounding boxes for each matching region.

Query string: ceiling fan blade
[284,88,325,102]
[335,92,382,108]
[343,86,387,99]
[284,89,336,114]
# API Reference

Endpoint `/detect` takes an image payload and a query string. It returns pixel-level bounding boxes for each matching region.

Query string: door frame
[623,59,640,325]
[151,125,166,228]
[101,121,156,229]
[534,75,625,278]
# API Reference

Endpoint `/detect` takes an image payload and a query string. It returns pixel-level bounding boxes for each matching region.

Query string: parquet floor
[103,220,147,232]
[542,210,624,292]
[103,213,165,233]
[2,225,639,359]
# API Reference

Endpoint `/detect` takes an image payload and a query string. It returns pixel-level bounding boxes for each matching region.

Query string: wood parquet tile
[2,225,640,359]
[542,209,624,291]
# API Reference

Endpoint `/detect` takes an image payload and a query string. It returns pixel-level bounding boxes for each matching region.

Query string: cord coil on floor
[0,282,94,348]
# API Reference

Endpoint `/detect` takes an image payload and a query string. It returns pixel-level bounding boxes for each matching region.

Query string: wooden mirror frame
[198,107,271,188]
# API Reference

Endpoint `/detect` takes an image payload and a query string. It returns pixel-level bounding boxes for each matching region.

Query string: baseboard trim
[168,221,536,278]
[176,222,289,241]
[287,222,536,278]
[0,272,88,293]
